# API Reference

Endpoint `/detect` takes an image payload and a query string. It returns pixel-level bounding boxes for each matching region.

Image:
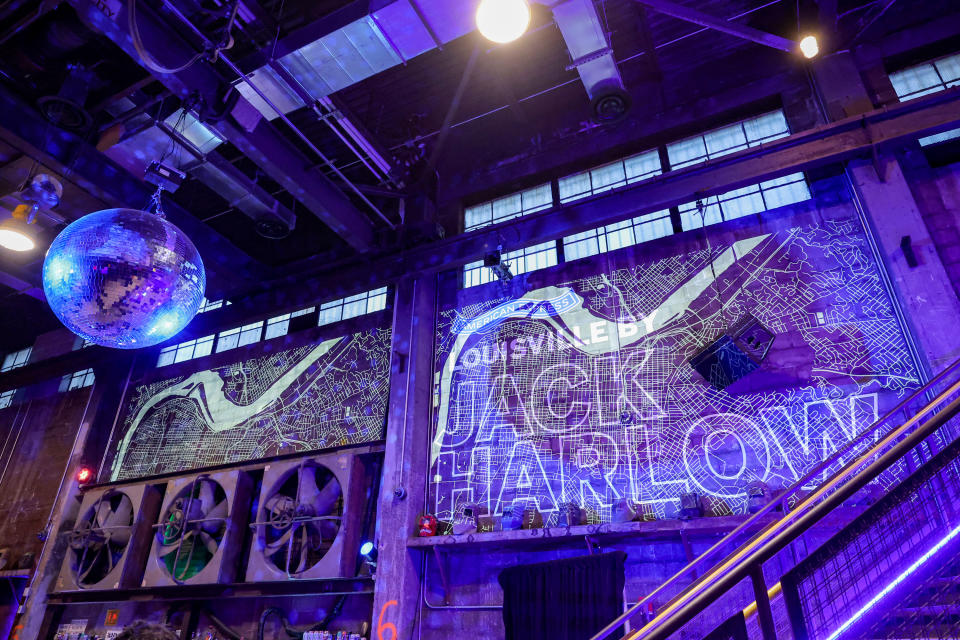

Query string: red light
[76,467,94,484]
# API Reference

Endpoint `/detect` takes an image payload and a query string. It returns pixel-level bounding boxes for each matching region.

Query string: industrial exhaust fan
[142,471,252,586]
[247,453,363,581]
[56,485,161,591]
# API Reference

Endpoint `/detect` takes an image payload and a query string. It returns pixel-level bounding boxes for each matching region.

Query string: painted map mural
[430,210,921,525]
[109,327,391,480]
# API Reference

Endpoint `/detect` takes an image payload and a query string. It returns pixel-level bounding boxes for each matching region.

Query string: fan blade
[103,496,133,529]
[199,531,220,556]
[314,474,342,514]
[297,466,321,507]
[95,500,113,528]
[266,527,295,552]
[198,479,216,513]
[158,538,184,556]
[318,519,339,541]
[78,544,107,582]
[106,527,131,546]
[295,527,309,574]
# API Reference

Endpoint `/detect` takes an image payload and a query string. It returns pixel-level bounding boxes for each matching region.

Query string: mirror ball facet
[42,208,205,349]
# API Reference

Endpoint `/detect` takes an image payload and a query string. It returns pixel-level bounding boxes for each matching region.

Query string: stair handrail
[591,355,960,640]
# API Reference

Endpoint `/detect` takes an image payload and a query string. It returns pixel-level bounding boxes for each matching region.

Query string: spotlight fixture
[484,247,514,284]
[0,173,63,252]
[799,35,819,59]
[476,0,530,44]
[76,466,94,485]
[0,206,37,252]
[359,541,377,575]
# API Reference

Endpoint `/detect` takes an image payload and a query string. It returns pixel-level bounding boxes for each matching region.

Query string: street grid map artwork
[109,327,391,480]
[430,210,921,525]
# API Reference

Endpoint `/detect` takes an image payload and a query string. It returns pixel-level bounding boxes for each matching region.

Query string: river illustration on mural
[431,212,922,525]
[109,327,391,480]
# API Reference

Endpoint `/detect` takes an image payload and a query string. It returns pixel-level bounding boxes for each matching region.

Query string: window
[563,210,674,262]
[216,321,263,353]
[678,173,811,230]
[667,111,791,170]
[197,297,232,314]
[559,149,662,204]
[318,288,389,327]
[463,241,559,288]
[889,52,960,145]
[60,368,95,392]
[1,347,31,372]
[157,334,215,367]
[464,183,553,231]
[265,307,316,340]
[0,389,15,409]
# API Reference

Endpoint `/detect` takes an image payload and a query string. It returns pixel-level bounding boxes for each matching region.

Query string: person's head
[115,621,179,640]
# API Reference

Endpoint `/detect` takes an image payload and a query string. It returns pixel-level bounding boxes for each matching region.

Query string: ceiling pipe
[153,0,398,230]
[265,60,394,188]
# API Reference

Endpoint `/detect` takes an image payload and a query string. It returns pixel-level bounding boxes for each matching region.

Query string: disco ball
[42,208,205,349]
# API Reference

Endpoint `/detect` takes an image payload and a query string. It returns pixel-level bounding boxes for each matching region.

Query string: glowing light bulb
[0,228,34,251]
[799,35,819,59]
[0,216,36,251]
[476,0,530,44]
[76,466,94,484]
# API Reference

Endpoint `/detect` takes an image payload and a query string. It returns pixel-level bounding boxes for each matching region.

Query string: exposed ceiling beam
[0,256,44,301]
[178,86,960,336]
[0,83,271,293]
[67,0,377,252]
[635,0,796,52]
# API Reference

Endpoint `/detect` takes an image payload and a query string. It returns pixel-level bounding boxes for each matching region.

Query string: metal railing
[591,355,960,640]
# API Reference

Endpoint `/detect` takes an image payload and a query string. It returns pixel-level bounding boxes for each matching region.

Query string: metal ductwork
[545,0,630,122]
[237,0,475,119]
[240,0,628,123]
[100,106,296,237]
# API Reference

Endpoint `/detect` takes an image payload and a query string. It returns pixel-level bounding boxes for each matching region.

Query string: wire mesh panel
[782,431,960,640]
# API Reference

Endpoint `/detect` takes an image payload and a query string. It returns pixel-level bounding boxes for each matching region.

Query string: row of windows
[464,184,553,231]
[464,171,811,287]
[157,288,389,368]
[319,287,388,326]
[459,108,805,287]
[666,110,791,170]
[1,347,31,373]
[0,368,94,410]
[889,51,960,146]
[464,110,792,234]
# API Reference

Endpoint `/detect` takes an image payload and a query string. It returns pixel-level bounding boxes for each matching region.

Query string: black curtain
[498,551,627,640]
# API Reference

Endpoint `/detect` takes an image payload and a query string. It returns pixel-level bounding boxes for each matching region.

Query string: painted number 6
[377,600,398,640]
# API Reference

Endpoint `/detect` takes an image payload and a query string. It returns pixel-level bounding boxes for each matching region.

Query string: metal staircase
[590,356,960,640]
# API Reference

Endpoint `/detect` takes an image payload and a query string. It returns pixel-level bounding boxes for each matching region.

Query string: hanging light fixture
[799,35,820,59]
[0,205,37,252]
[476,0,531,44]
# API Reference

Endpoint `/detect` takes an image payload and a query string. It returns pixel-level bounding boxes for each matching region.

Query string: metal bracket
[565,47,614,71]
